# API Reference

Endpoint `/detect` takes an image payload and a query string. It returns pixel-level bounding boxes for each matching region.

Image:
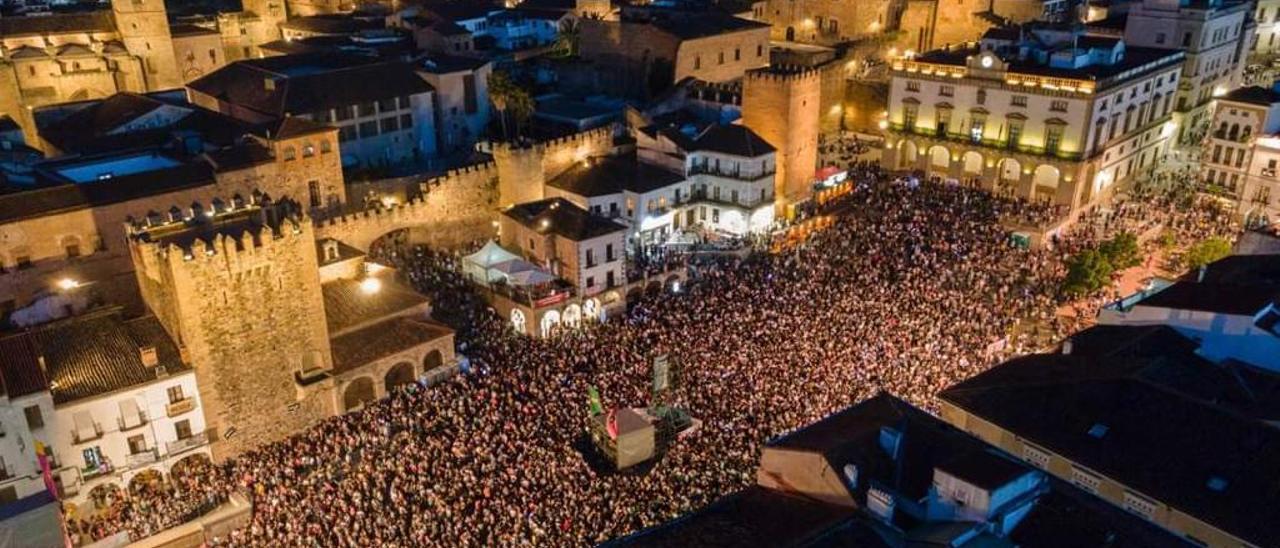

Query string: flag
[587,386,603,417]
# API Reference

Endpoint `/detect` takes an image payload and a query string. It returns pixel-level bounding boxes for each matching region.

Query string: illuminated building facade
[1200,84,1280,227]
[883,25,1184,219]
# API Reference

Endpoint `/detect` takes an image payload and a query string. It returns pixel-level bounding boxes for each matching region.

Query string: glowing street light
[56,278,81,291]
[360,277,382,295]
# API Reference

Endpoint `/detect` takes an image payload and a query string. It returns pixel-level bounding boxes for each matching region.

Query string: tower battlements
[745,65,823,82]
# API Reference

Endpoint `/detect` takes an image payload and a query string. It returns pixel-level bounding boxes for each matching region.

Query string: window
[175,420,192,439]
[23,406,43,429]
[1071,467,1101,493]
[400,114,413,130]
[976,89,986,105]
[1011,95,1028,107]
[757,44,763,57]
[358,103,376,117]
[1182,32,1192,47]
[65,240,80,259]
[939,85,954,97]
[905,81,920,92]
[359,121,379,138]
[585,249,595,267]
[283,146,296,161]
[335,106,354,121]
[309,181,321,208]
[694,55,701,70]
[381,117,400,133]
[314,110,333,123]
[167,385,184,404]
[734,48,740,61]
[718,51,725,65]
[1021,443,1051,469]
[903,105,918,129]
[1050,100,1068,112]
[586,276,595,288]
[528,237,536,251]
[302,144,315,157]
[1155,32,1166,45]
[339,126,357,142]
[377,98,397,112]
[1046,125,1064,153]
[463,74,478,114]
[320,140,332,154]
[1123,492,1158,520]
[127,434,147,455]
[606,243,615,261]
[970,116,986,142]
[606,271,616,288]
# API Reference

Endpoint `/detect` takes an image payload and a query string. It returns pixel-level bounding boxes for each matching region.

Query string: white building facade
[883,27,1184,216]
[1123,0,1253,143]
[1200,85,1280,227]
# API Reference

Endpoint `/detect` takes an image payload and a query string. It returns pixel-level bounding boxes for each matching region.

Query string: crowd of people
[62,172,1234,546]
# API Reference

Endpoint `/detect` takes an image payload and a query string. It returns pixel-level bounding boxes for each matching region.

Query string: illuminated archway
[927,145,950,172]
[384,362,415,392]
[898,140,918,170]
[962,151,984,175]
[540,310,561,337]
[343,377,375,411]
[1032,165,1061,200]
[562,304,582,328]
[510,308,527,334]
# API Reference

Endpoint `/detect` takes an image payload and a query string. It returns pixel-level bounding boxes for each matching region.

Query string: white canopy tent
[462,241,522,284]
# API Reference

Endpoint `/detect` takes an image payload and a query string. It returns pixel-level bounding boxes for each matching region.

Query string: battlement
[490,124,618,152]
[126,191,308,263]
[745,65,823,82]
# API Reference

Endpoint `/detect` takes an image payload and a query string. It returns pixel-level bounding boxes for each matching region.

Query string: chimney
[139,345,158,367]
[1062,339,1073,355]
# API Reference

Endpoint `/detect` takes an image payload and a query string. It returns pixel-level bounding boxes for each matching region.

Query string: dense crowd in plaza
[61,171,1238,546]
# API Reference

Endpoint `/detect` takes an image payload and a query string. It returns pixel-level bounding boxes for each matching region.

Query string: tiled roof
[548,155,684,197]
[329,317,452,373]
[37,92,257,155]
[0,158,216,223]
[0,308,188,404]
[0,334,45,399]
[693,124,774,157]
[266,116,333,140]
[280,14,383,35]
[187,53,433,118]
[503,198,628,241]
[322,277,430,336]
[0,11,115,36]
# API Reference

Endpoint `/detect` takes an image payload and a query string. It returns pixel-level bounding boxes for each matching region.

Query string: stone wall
[742,68,820,216]
[131,218,335,460]
[317,161,500,250]
[492,125,617,207]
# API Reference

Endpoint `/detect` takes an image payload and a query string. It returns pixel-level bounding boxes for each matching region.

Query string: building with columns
[883,25,1184,217]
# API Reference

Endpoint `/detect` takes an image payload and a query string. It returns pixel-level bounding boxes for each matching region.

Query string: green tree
[488,71,534,140]
[1183,237,1232,270]
[1099,232,1141,270]
[553,19,580,57]
[1062,249,1114,298]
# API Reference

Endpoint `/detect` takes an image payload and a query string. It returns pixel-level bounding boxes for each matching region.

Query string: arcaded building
[883,25,1184,219]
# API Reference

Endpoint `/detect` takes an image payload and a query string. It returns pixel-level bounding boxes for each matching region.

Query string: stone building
[170,24,228,83]
[578,13,770,97]
[187,53,439,168]
[1200,84,1280,227]
[1122,0,1253,143]
[1254,0,1280,56]
[742,65,820,217]
[127,197,455,458]
[882,26,1184,222]
[0,306,211,511]
[0,93,344,310]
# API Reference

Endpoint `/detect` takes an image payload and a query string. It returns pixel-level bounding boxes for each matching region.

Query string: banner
[587,386,603,417]
[35,441,56,497]
[652,355,670,393]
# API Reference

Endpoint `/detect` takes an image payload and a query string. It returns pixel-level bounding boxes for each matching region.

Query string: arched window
[320,140,332,154]
[283,146,296,161]
[1229,123,1240,140]
[302,143,315,157]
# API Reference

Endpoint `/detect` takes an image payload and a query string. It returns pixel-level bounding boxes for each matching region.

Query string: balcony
[888,123,1083,161]
[687,165,776,182]
[80,462,114,482]
[167,398,197,417]
[482,278,577,308]
[126,448,159,468]
[167,431,211,455]
[118,410,149,431]
[72,423,103,444]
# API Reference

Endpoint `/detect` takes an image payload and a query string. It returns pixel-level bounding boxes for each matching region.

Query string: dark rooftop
[911,44,1184,89]
[420,0,499,21]
[941,350,1280,547]
[188,53,433,117]
[1135,281,1278,315]
[1220,85,1280,106]
[169,23,221,37]
[934,448,1031,491]
[1191,253,1280,286]
[0,11,114,36]
[694,124,774,157]
[547,155,684,197]
[322,277,429,336]
[36,92,256,154]
[419,54,490,74]
[329,317,452,373]
[503,197,629,240]
[280,14,384,35]
[640,13,769,40]
[0,308,189,404]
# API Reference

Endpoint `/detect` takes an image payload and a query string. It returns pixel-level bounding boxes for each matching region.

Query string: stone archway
[665,275,681,292]
[343,377,376,412]
[169,452,212,482]
[128,469,164,495]
[85,482,122,513]
[562,304,582,328]
[583,298,601,322]
[510,308,527,335]
[385,362,415,392]
[540,310,561,338]
[1032,165,1061,201]
[996,158,1021,193]
[927,145,950,176]
[962,151,983,176]
[423,349,443,371]
[898,140,918,170]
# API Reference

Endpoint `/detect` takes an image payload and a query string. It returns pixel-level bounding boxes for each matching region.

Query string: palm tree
[488,71,535,141]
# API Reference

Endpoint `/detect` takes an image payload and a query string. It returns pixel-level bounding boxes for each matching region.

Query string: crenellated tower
[111,0,182,90]
[128,194,335,459]
[742,66,820,218]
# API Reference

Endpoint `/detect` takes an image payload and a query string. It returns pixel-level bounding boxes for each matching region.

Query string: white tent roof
[507,268,557,286]
[464,240,521,268]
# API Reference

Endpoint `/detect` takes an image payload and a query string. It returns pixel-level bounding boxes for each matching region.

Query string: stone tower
[111,0,182,90]
[240,0,287,42]
[129,197,335,459]
[493,143,547,208]
[742,66,820,218]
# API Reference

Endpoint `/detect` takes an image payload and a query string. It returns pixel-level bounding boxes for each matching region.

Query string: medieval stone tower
[492,125,617,208]
[239,0,288,42]
[129,197,335,459]
[742,66,820,218]
[111,0,182,90]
